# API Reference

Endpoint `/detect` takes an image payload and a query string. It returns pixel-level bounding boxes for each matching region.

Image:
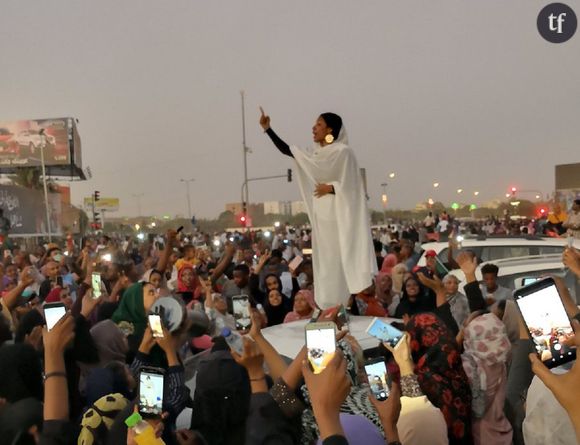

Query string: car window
[482,246,530,261]
[539,246,564,255]
[499,268,566,290]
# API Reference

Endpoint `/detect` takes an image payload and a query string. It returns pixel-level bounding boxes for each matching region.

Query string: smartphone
[138,367,165,418]
[520,277,539,287]
[366,317,404,348]
[232,295,252,330]
[302,248,313,255]
[365,358,390,401]
[91,272,102,299]
[288,255,304,272]
[305,322,336,374]
[177,226,184,233]
[318,305,348,330]
[309,308,322,323]
[514,277,576,368]
[149,314,164,338]
[44,302,66,331]
[56,276,64,287]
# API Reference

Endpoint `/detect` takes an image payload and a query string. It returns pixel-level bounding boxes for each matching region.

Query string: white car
[13,130,56,155]
[417,236,579,268]
[261,315,399,358]
[448,254,579,302]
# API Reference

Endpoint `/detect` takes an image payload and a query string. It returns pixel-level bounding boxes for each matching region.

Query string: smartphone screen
[138,368,164,417]
[366,317,404,347]
[232,295,251,330]
[91,272,102,299]
[515,278,576,368]
[305,323,336,374]
[149,314,164,338]
[44,303,66,331]
[288,255,304,271]
[521,277,539,287]
[302,248,313,255]
[365,359,390,401]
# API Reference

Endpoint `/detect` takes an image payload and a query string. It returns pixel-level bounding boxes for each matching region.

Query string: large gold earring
[324,134,334,144]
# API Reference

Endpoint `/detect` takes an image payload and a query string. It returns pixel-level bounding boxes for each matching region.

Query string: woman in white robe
[260,108,377,309]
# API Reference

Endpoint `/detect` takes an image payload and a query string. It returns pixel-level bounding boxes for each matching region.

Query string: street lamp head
[474,191,479,196]
[457,189,463,194]
[433,182,440,188]
[389,172,395,179]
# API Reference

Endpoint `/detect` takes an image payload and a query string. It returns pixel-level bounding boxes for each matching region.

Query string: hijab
[407,313,473,444]
[301,339,383,443]
[283,289,317,323]
[394,276,432,318]
[380,254,398,274]
[111,282,146,339]
[177,265,202,301]
[462,313,511,418]
[0,398,43,445]
[264,290,291,327]
[90,320,129,366]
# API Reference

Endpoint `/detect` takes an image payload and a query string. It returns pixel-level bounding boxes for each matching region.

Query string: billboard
[0,117,84,178]
[83,197,120,212]
[0,185,62,237]
[555,163,580,191]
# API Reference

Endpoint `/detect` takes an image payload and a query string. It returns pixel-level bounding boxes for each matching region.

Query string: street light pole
[132,193,144,218]
[180,178,195,219]
[39,132,52,242]
[241,91,250,224]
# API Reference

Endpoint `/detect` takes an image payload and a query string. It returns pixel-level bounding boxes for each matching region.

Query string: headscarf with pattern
[462,313,511,418]
[407,313,473,444]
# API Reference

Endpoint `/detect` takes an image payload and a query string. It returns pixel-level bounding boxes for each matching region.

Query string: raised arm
[260,107,293,158]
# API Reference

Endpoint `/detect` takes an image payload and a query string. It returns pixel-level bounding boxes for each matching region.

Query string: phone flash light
[101,253,112,262]
[213,240,221,247]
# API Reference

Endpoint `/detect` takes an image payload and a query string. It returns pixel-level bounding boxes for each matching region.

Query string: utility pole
[132,193,144,218]
[241,90,249,227]
[180,178,195,220]
[39,131,52,242]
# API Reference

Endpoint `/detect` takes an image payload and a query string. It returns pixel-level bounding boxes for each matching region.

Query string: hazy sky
[2,1,579,218]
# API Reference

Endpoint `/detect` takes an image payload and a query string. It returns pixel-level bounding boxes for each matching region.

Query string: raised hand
[259,106,271,131]
[456,251,478,282]
[563,248,580,278]
[369,381,402,443]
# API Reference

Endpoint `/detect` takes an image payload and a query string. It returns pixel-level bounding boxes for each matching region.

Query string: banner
[0,118,83,178]
[83,197,120,212]
[0,186,62,236]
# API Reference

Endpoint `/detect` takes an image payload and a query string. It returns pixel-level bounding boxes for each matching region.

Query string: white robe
[290,141,377,309]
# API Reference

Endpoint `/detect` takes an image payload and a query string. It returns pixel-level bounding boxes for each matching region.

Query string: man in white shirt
[564,199,580,239]
[480,263,512,305]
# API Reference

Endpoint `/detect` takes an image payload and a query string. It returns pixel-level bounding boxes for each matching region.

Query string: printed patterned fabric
[408,313,473,445]
[462,313,511,418]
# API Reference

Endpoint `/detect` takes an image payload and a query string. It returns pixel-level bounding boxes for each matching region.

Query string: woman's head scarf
[90,320,129,366]
[407,313,472,442]
[111,282,146,339]
[79,393,129,445]
[300,339,384,443]
[462,313,511,418]
[380,254,398,274]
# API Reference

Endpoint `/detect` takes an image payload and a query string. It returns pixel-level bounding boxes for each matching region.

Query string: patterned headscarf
[300,339,384,443]
[462,313,511,418]
[407,313,472,444]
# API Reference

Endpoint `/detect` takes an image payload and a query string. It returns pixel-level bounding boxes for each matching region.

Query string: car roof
[261,315,397,358]
[422,237,573,251]
[448,254,565,281]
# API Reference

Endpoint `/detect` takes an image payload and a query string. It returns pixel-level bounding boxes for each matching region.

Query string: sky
[2,1,579,218]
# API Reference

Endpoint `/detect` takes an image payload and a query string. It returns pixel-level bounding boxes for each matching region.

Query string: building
[226,200,305,216]
[555,163,580,208]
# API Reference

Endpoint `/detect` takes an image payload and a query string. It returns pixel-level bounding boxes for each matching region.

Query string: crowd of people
[0,209,579,444]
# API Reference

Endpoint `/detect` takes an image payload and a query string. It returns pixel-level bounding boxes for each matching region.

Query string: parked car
[449,254,579,303]
[417,235,579,268]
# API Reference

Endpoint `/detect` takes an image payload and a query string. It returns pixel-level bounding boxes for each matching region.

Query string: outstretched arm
[260,107,293,158]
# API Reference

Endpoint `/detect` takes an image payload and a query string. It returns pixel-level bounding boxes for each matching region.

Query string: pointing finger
[259,106,265,116]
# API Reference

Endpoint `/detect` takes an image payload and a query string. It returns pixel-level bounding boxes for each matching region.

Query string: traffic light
[94,190,100,202]
[539,207,547,216]
[287,169,292,182]
[510,187,517,196]
[240,214,247,226]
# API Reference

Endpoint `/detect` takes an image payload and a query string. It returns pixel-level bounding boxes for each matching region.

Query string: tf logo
[537,3,577,43]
